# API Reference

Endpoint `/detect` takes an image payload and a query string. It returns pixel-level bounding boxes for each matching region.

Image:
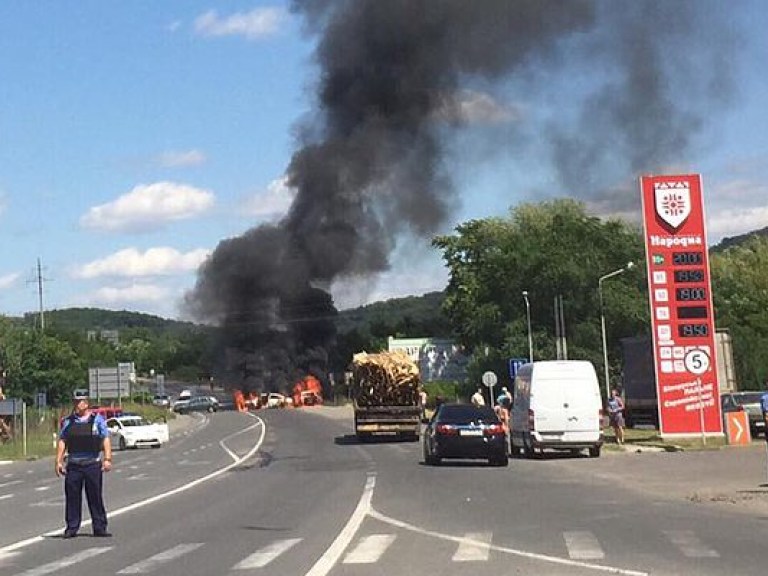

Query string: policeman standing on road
[55,389,113,538]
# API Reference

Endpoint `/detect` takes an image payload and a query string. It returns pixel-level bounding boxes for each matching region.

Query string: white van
[510,360,603,458]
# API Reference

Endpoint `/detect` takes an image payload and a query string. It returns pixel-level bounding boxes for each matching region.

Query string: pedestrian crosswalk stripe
[663,530,719,558]
[232,538,303,569]
[564,531,605,560]
[15,547,112,576]
[452,532,493,562]
[117,543,204,574]
[343,534,396,564]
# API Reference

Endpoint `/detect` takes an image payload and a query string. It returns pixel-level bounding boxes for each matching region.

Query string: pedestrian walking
[55,389,113,538]
[471,387,485,407]
[418,387,428,422]
[607,388,625,445]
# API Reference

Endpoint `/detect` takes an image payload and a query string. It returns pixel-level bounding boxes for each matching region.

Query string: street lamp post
[599,262,634,400]
[522,291,533,362]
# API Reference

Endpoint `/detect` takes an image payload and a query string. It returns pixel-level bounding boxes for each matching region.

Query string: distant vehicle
[106,415,169,450]
[172,398,190,412]
[267,393,285,409]
[510,360,603,458]
[173,396,218,414]
[721,391,766,437]
[621,330,737,427]
[423,403,508,466]
[178,389,192,400]
[152,394,171,408]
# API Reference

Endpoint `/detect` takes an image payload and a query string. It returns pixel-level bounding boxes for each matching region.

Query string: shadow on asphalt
[334,434,420,446]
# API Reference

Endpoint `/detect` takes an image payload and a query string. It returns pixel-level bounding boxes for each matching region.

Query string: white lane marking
[34,487,50,492]
[452,531,493,562]
[343,534,396,564]
[304,473,376,576]
[368,509,648,576]
[117,543,204,574]
[0,494,13,501]
[0,480,23,489]
[0,550,20,567]
[233,538,303,570]
[0,414,266,556]
[15,547,112,576]
[564,531,605,560]
[663,530,719,558]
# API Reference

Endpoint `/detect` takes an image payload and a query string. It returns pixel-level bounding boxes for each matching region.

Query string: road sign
[508,358,528,380]
[725,411,751,445]
[481,371,498,388]
[684,349,710,375]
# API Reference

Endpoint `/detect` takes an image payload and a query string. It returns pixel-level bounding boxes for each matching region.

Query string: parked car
[267,393,285,408]
[721,391,766,437]
[152,394,171,408]
[173,396,219,414]
[423,403,508,466]
[106,415,169,450]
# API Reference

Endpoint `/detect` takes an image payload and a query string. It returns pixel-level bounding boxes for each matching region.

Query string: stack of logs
[351,350,420,407]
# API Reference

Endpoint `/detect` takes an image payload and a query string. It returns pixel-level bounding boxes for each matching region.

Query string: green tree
[0,325,84,405]
[433,199,647,391]
[710,236,768,388]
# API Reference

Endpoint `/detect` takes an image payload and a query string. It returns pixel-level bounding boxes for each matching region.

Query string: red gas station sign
[640,174,723,436]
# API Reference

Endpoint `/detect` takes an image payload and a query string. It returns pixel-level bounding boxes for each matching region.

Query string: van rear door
[532,377,569,434]
[564,379,601,441]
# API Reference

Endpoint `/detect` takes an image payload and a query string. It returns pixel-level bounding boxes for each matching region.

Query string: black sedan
[423,403,508,466]
[173,396,218,414]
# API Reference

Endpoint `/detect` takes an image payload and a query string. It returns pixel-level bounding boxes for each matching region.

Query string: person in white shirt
[471,388,485,407]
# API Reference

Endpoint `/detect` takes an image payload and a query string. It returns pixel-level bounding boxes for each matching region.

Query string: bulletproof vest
[64,413,102,454]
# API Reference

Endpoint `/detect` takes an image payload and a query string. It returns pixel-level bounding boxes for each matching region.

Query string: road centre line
[368,508,649,576]
[0,414,266,556]
[304,473,376,576]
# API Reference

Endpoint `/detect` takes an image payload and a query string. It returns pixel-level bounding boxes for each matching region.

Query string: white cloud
[80,182,215,232]
[0,272,19,290]
[707,205,768,242]
[74,247,211,279]
[436,90,520,125]
[194,8,284,40]
[242,176,296,219]
[89,284,170,305]
[156,149,207,168]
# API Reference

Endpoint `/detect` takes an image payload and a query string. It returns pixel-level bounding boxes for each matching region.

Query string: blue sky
[1,1,768,320]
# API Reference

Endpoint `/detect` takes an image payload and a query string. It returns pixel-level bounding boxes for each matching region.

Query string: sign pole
[697,377,706,446]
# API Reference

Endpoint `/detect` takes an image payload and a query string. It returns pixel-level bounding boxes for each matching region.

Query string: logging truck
[351,350,421,441]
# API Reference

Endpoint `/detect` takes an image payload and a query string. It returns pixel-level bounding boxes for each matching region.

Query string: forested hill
[12,292,450,340]
[336,291,451,338]
[22,307,196,335]
[711,226,768,253]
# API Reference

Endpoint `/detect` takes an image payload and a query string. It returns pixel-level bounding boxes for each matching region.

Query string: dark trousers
[64,461,107,533]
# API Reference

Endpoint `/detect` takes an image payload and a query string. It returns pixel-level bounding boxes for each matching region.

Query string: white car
[107,415,170,450]
[267,393,285,408]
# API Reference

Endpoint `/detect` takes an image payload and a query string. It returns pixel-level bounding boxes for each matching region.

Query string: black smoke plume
[186,0,737,392]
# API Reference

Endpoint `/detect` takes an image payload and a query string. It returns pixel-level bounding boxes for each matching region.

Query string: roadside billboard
[640,174,723,436]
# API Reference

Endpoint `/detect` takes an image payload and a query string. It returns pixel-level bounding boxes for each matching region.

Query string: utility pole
[27,258,50,332]
[37,258,45,331]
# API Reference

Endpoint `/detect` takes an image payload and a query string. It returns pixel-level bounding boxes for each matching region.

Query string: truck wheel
[589,445,601,458]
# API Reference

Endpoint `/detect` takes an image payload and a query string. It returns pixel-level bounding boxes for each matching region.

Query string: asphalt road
[1,405,766,575]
